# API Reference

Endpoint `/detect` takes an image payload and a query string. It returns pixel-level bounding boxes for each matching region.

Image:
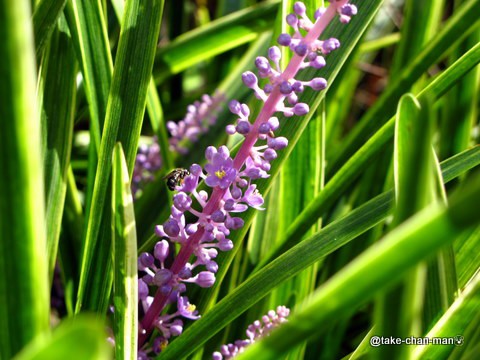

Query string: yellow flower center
[215,170,226,179]
[187,304,196,313]
[160,340,168,351]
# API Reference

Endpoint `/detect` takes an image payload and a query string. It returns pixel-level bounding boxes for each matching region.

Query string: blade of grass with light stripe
[40,16,77,279]
[13,317,111,360]
[235,173,480,360]
[112,143,138,360]
[32,0,66,59]
[374,94,436,360]
[155,145,480,360]
[76,0,165,313]
[153,0,280,83]
[328,0,480,175]
[0,1,49,358]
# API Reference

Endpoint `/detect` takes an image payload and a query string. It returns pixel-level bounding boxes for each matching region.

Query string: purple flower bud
[322,38,340,54]
[206,260,219,273]
[293,103,309,116]
[213,352,223,360]
[178,266,192,279]
[228,100,241,114]
[224,198,235,211]
[268,117,280,131]
[264,84,273,94]
[218,145,230,158]
[196,271,216,288]
[293,2,306,16]
[287,93,298,105]
[264,148,277,161]
[307,52,317,61]
[268,46,281,62]
[277,33,291,46]
[341,4,357,17]
[142,274,153,284]
[205,146,217,161]
[226,124,236,135]
[255,57,271,73]
[153,268,173,286]
[138,252,154,270]
[173,192,192,212]
[279,81,293,95]
[163,218,180,237]
[218,239,234,251]
[236,121,251,135]
[294,43,308,56]
[231,187,242,199]
[242,71,258,88]
[239,104,249,118]
[311,56,326,69]
[190,163,202,176]
[259,123,271,134]
[269,137,288,150]
[310,77,327,91]
[154,240,169,262]
[286,13,298,27]
[170,324,183,336]
[211,210,226,223]
[185,223,198,235]
[292,81,304,93]
[138,278,149,300]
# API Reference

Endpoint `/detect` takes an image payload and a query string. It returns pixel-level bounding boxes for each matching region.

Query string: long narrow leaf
[0,0,49,357]
[112,143,138,360]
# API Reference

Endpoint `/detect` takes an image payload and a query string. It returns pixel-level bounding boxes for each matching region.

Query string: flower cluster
[212,306,290,360]
[167,92,225,154]
[137,1,356,356]
[132,93,224,197]
[132,138,162,197]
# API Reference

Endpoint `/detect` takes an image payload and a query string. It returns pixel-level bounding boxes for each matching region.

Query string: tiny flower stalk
[138,1,357,353]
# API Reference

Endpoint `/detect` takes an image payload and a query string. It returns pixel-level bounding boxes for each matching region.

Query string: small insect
[163,168,190,191]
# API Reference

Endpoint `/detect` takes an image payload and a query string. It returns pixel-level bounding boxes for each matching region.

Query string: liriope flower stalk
[137,1,357,355]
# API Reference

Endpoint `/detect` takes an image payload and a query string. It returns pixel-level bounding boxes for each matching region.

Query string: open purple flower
[205,147,238,189]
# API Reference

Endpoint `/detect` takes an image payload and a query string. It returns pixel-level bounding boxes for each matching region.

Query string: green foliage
[1,0,479,359]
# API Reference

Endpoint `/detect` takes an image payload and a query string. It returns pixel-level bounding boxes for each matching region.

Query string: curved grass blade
[76,0,165,313]
[157,143,480,360]
[13,317,111,360]
[412,271,480,359]
[235,174,480,360]
[153,0,280,83]
[40,17,77,279]
[32,0,67,59]
[328,0,480,175]
[112,144,138,360]
[375,94,436,360]
[0,1,49,358]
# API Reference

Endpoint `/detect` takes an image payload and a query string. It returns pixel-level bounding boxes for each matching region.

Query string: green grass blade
[64,0,113,150]
[112,144,138,360]
[13,317,111,360]
[32,0,66,59]
[412,272,480,359]
[154,146,480,360]
[454,225,480,287]
[374,94,436,360]
[40,17,77,278]
[153,0,280,82]
[235,174,480,360]
[76,0,165,313]
[328,0,480,175]
[0,1,49,358]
